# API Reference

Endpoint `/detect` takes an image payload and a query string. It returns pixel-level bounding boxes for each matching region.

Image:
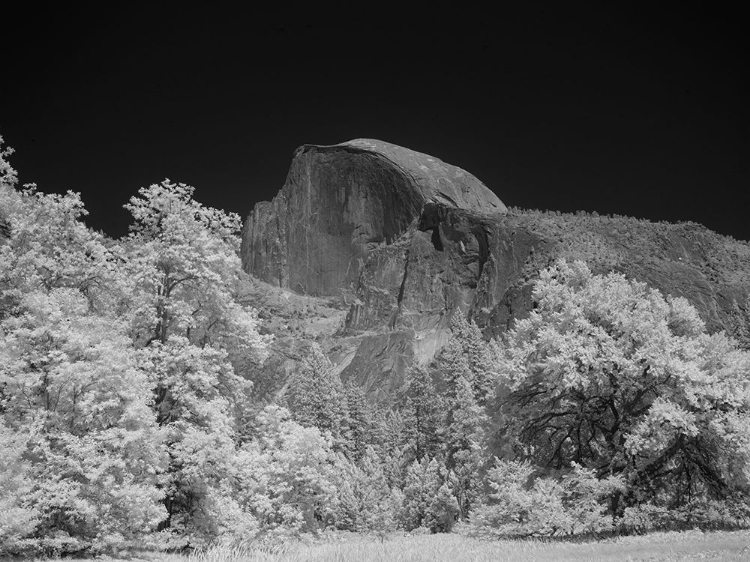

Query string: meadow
[44,530,746,562]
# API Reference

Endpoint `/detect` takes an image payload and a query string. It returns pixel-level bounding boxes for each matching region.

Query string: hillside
[242,140,750,401]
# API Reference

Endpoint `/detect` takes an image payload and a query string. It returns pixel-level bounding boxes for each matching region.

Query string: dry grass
[86,530,750,562]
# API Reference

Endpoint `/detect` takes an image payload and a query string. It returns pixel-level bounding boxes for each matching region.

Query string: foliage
[116,180,271,543]
[445,374,487,520]
[0,136,17,240]
[0,135,17,189]
[121,179,269,359]
[137,338,244,544]
[285,343,349,451]
[333,447,400,534]
[401,365,446,463]
[0,184,119,318]
[470,458,622,537]
[503,206,750,291]
[0,179,167,553]
[0,421,38,554]
[618,498,750,535]
[400,457,457,532]
[343,381,387,462]
[0,170,271,552]
[435,314,498,404]
[492,259,750,521]
[231,405,339,537]
[430,315,494,520]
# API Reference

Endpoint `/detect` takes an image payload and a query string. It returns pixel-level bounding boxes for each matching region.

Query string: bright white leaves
[0,186,118,317]
[0,420,38,549]
[496,259,750,505]
[472,458,623,537]
[231,405,339,536]
[117,180,271,543]
[0,172,273,550]
[122,180,269,361]
[0,187,167,548]
[0,135,18,189]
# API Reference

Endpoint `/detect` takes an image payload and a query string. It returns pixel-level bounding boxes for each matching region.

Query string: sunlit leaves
[0,186,167,549]
[494,259,750,514]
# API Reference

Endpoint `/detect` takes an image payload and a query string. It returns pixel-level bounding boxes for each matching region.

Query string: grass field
[66,530,748,562]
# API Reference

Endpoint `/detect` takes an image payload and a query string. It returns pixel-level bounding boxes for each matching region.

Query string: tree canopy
[492,260,750,520]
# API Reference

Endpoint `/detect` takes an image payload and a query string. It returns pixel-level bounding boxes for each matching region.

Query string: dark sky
[2,6,747,241]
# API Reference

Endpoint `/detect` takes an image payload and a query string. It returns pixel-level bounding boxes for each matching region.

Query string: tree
[0,421,38,554]
[343,381,372,461]
[285,343,349,451]
[137,337,243,543]
[0,174,167,552]
[121,180,269,358]
[400,457,458,532]
[0,135,17,241]
[430,315,495,519]
[728,296,750,350]
[470,459,622,537]
[492,259,750,520]
[118,180,270,542]
[231,405,339,537]
[402,365,445,463]
[400,457,443,531]
[0,183,119,319]
[435,314,498,404]
[334,447,398,534]
[0,290,167,549]
[426,482,460,533]
[446,375,487,520]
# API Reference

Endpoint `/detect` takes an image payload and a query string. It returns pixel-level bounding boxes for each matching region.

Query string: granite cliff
[241,139,505,296]
[242,140,750,401]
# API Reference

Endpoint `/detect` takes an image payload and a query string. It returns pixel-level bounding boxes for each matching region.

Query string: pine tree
[425,482,459,533]
[431,315,495,520]
[446,375,488,519]
[729,297,750,350]
[343,381,373,461]
[402,365,445,463]
[334,447,397,533]
[436,314,498,404]
[400,457,442,530]
[286,343,350,452]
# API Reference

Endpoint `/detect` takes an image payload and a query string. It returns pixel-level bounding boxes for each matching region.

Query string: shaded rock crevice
[394,247,410,326]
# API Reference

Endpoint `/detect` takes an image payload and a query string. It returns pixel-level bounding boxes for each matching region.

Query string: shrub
[470,459,622,537]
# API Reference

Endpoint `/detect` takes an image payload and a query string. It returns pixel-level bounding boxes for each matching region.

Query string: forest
[2,135,750,557]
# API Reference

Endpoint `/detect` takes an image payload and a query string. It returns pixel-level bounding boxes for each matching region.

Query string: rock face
[241,139,505,296]
[242,140,750,401]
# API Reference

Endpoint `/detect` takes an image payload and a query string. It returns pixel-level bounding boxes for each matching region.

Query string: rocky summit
[242,140,750,401]
[241,139,505,297]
